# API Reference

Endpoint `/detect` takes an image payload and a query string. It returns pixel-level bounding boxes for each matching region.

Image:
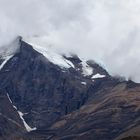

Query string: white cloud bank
[0,0,140,82]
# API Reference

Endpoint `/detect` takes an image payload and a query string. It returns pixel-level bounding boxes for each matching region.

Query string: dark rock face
[0,40,109,137]
[0,40,139,140]
[3,41,97,129]
[0,90,25,140]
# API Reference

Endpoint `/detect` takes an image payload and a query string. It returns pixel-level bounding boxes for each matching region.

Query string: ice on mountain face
[7,93,36,132]
[0,37,21,71]
[17,111,37,132]
[81,61,93,76]
[92,73,106,79]
[7,93,17,110]
[23,39,75,69]
[64,59,75,68]
[0,55,13,70]
[81,82,87,85]
[32,44,75,69]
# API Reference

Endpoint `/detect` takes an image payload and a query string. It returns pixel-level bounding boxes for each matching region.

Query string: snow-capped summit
[23,39,75,69]
[22,37,109,78]
[0,36,139,140]
[0,36,109,82]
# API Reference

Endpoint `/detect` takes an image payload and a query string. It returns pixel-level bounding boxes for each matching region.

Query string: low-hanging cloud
[1,0,140,82]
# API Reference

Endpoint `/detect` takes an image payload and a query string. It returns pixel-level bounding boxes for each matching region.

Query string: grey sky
[1,0,140,82]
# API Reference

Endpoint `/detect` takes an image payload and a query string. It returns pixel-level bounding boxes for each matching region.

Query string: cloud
[0,0,140,82]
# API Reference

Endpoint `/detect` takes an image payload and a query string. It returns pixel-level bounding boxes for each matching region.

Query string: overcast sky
[1,0,140,82]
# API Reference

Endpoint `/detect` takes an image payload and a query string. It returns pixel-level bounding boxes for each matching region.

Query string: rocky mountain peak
[0,37,139,140]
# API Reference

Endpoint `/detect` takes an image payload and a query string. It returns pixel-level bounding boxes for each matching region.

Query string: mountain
[0,37,139,140]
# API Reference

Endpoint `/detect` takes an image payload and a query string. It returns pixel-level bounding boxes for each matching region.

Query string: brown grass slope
[49,81,140,140]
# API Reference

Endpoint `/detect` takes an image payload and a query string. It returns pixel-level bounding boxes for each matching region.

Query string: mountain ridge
[0,38,139,140]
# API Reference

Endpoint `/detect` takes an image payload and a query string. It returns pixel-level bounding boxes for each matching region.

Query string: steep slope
[45,81,140,140]
[0,91,25,140]
[0,38,139,140]
[0,38,111,139]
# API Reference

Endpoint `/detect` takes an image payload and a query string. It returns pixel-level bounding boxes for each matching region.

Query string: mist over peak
[1,0,140,82]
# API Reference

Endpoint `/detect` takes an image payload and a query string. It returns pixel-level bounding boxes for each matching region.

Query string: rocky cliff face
[0,38,139,140]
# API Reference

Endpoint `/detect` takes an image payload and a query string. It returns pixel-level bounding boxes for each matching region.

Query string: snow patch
[17,111,37,132]
[6,93,36,132]
[92,73,106,79]
[81,61,93,76]
[23,38,74,69]
[7,93,17,110]
[64,59,75,68]
[0,55,13,70]
[81,82,87,85]
[0,37,21,71]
